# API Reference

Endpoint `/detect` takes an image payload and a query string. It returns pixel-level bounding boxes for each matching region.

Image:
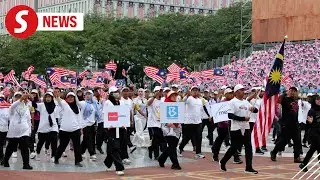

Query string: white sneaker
[63,152,67,157]
[116,171,124,176]
[90,155,97,161]
[50,157,55,163]
[106,168,113,172]
[195,154,205,159]
[122,159,131,165]
[12,152,18,158]
[30,152,36,159]
[35,154,40,161]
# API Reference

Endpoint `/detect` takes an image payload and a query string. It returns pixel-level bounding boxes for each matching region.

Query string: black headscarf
[109,93,120,106]
[67,95,79,114]
[44,94,56,127]
[310,95,320,110]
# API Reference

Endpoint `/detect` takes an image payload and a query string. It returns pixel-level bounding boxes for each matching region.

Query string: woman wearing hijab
[80,90,100,161]
[158,90,182,170]
[76,88,84,101]
[34,92,59,162]
[54,92,83,167]
[103,86,125,176]
[132,88,147,148]
[1,92,33,170]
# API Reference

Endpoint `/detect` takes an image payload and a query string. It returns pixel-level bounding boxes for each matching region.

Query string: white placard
[103,106,131,128]
[211,102,232,123]
[298,100,311,124]
[160,102,185,123]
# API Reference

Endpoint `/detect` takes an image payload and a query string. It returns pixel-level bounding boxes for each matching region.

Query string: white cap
[85,90,93,94]
[44,92,54,97]
[171,84,179,88]
[163,87,171,92]
[66,92,76,97]
[31,89,38,94]
[121,87,130,92]
[0,94,5,98]
[153,86,162,92]
[204,89,209,92]
[234,84,245,92]
[167,90,178,98]
[224,88,233,95]
[307,93,313,97]
[214,91,218,95]
[190,86,199,91]
[14,92,23,97]
[220,85,227,90]
[109,86,118,94]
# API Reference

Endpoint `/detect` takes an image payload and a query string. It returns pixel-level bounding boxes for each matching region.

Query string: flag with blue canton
[116,79,126,87]
[213,68,224,76]
[70,78,77,85]
[156,68,167,79]
[61,76,70,83]
[265,40,285,98]
[37,74,45,81]
[179,70,187,79]
[96,76,104,83]
[46,67,55,76]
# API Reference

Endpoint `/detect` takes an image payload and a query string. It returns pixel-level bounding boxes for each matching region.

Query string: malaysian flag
[167,63,181,73]
[116,79,126,88]
[105,61,117,71]
[252,39,286,150]
[108,79,117,87]
[143,66,165,84]
[102,70,112,80]
[22,65,35,79]
[78,69,88,79]
[30,74,47,88]
[4,70,19,86]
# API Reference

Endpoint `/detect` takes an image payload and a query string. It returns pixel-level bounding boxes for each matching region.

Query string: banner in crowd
[211,102,232,123]
[160,102,185,123]
[103,106,130,128]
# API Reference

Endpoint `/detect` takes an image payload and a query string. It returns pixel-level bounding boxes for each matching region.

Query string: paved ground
[0,129,317,179]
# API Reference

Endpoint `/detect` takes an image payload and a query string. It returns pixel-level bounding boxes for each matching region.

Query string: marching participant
[132,88,147,148]
[201,89,214,146]
[34,92,59,162]
[94,87,106,154]
[1,92,33,170]
[103,86,125,176]
[54,92,83,167]
[219,84,258,174]
[158,90,182,170]
[0,94,11,162]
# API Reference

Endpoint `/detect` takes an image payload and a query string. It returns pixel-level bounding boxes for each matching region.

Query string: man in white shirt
[179,86,205,159]
[219,84,258,174]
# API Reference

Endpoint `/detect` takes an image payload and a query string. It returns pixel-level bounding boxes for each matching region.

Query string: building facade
[0,0,236,35]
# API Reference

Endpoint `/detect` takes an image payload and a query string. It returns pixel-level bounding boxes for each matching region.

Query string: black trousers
[29,120,40,152]
[3,136,30,166]
[220,129,253,169]
[126,127,134,148]
[55,129,82,164]
[212,127,238,158]
[272,125,302,158]
[81,125,96,156]
[96,122,107,150]
[272,120,281,140]
[149,127,165,158]
[303,124,310,144]
[302,135,320,165]
[179,124,202,154]
[104,128,125,171]
[202,119,214,144]
[36,131,58,157]
[0,131,7,160]
[158,136,180,166]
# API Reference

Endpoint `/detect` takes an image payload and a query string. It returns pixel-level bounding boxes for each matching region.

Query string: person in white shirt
[219,84,258,174]
[103,86,125,176]
[120,87,136,156]
[147,86,164,160]
[34,92,59,161]
[54,92,83,167]
[0,95,11,162]
[132,88,147,148]
[93,87,106,154]
[1,92,33,170]
[201,89,214,145]
[80,90,100,161]
[179,86,205,159]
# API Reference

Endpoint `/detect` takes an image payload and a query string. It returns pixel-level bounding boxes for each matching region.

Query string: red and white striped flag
[78,70,88,79]
[105,61,117,71]
[4,70,20,86]
[167,63,181,73]
[143,66,164,84]
[22,65,35,79]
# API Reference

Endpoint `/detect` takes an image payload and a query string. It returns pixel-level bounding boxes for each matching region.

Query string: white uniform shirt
[59,100,82,132]
[201,98,212,119]
[7,101,32,138]
[249,98,262,123]
[229,97,253,132]
[185,96,203,124]
[0,108,10,132]
[147,98,161,128]
[79,101,96,128]
[36,103,59,133]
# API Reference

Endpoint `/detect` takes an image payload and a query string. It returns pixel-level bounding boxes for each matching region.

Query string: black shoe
[148,147,153,159]
[209,141,213,146]
[272,138,275,142]
[158,161,165,168]
[75,162,83,167]
[302,144,309,148]
[23,165,33,170]
[256,149,265,155]
[97,148,104,154]
[212,156,219,162]
[154,156,159,160]
[294,157,302,163]
[261,147,268,152]
[233,157,243,164]
[54,158,59,164]
[270,151,277,161]
[219,161,227,171]
[288,143,293,147]
[299,163,308,172]
[245,168,258,174]
[1,160,9,167]
[171,164,181,170]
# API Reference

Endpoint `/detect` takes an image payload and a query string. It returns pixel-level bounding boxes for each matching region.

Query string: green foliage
[0,2,251,81]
